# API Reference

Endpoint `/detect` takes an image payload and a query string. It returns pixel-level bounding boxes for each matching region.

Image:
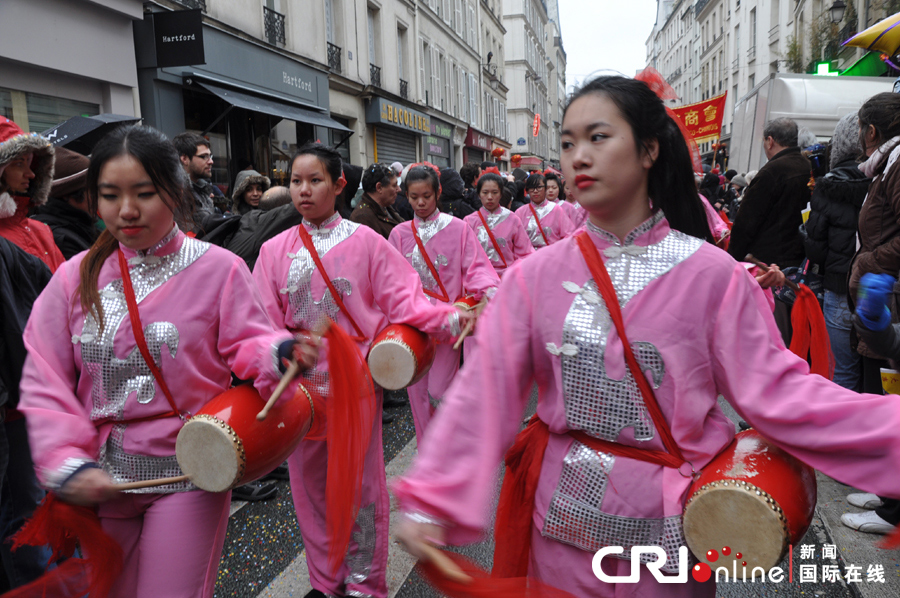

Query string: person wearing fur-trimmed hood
[0,116,63,272]
[231,169,270,215]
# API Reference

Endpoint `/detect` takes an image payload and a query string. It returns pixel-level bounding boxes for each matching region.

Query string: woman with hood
[230,169,270,215]
[803,112,870,392]
[0,116,64,272]
[438,168,475,218]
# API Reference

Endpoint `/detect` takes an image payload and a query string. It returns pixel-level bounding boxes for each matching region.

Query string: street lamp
[830,0,847,24]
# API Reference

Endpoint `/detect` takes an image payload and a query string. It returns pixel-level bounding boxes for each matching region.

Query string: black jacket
[33,197,99,260]
[0,237,51,409]
[802,161,871,295]
[728,147,812,267]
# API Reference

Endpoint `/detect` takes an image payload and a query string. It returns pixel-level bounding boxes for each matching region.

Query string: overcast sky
[559,0,658,93]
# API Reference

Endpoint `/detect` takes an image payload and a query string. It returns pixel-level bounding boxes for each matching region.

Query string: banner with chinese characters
[671,93,727,143]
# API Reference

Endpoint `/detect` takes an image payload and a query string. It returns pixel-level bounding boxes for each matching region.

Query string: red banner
[671,93,727,143]
[533,114,541,137]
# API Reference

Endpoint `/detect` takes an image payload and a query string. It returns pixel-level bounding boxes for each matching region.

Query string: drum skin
[683,429,817,572]
[176,383,314,492]
[367,324,436,390]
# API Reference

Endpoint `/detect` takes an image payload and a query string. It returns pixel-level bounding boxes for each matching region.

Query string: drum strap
[476,210,508,269]
[297,224,367,343]
[117,249,186,422]
[528,202,551,246]
[573,231,686,465]
[410,220,450,303]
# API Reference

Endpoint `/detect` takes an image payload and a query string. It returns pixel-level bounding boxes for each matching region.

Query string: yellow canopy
[843,12,900,56]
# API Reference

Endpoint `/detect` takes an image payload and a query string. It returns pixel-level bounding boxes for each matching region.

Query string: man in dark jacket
[33,147,99,259]
[351,163,403,239]
[439,168,475,218]
[728,118,812,344]
[0,237,52,588]
[728,118,811,267]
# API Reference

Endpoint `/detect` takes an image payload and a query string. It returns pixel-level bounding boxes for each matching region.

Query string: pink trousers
[98,489,231,598]
[287,390,389,598]
[529,526,716,598]
[407,343,461,443]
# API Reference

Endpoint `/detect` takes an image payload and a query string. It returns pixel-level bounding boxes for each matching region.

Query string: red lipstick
[574,175,597,190]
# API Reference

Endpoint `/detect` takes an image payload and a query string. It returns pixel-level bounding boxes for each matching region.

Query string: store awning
[197,81,352,133]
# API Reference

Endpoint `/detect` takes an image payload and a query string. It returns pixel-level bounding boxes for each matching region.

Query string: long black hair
[564,76,713,242]
[544,172,566,201]
[859,92,900,158]
[476,172,505,195]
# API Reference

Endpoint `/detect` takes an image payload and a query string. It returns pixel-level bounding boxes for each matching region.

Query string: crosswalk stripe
[257,436,420,598]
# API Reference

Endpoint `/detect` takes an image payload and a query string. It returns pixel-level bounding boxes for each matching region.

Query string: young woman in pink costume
[545,172,579,227]
[515,172,575,248]
[464,173,534,277]
[17,126,310,598]
[388,165,499,443]
[253,145,470,598]
[393,75,900,597]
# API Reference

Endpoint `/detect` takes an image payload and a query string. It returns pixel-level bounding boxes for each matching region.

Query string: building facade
[503,0,554,170]
[646,0,891,160]
[0,0,143,133]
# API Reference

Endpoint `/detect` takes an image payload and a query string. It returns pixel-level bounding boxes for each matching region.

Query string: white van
[729,73,894,174]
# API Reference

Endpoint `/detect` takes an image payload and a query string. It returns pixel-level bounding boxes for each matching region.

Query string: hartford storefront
[135,11,350,195]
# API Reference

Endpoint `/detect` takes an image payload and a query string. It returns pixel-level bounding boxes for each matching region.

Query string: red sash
[117,249,186,423]
[528,202,551,246]
[476,210,508,269]
[493,231,688,577]
[410,220,450,303]
[297,225,367,342]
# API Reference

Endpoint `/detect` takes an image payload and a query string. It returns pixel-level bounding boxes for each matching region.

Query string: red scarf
[476,210,508,269]
[411,219,451,302]
[528,202,551,246]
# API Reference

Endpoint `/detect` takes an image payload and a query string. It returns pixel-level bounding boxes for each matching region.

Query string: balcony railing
[327,42,342,74]
[747,45,756,62]
[769,24,779,45]
[400,79,409,99]
[177,0,206,10]
[839,19,858,44]
[370,64,381,88]
[264,6,285,46]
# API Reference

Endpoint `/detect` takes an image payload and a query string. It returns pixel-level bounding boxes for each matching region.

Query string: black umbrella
[42,114,142,155]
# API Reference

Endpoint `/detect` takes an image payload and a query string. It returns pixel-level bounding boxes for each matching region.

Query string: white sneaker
[841,510,895,535]
[847,492,884,510]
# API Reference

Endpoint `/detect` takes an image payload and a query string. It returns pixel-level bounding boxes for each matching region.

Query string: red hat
[0,116,55,216]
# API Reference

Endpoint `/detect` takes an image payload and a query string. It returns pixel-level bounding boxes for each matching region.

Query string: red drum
[175,384,314,492]
[683,429,817,572]
[453,296,479,311]
[367,324,436,390]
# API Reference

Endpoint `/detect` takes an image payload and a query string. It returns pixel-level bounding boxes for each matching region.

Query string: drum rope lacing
[117,249,189,423]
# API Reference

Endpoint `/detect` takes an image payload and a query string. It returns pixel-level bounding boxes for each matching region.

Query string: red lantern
[491,147,505,158]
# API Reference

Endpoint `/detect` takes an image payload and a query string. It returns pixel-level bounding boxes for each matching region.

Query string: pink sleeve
[252,241,288,328]
[712,263,900,498]
[459,225,500,299]
[701,195,729,241]
[387,225,404,253]
[392,263,536,541]
[511,217,535,260]
[368,233,457,340]
[218,258,292,395]
[20,266,101,484]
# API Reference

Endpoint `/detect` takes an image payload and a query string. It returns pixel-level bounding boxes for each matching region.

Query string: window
[420,38,429,103]
[454,0,463,35]
[398,27,407,79]
[749,8,756,50]
[367,8,378,66]
[458,67,468,122]
[325,0,335,44]
[21,91,100,133]
[468,73,478,127]
[0,89,11,120]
